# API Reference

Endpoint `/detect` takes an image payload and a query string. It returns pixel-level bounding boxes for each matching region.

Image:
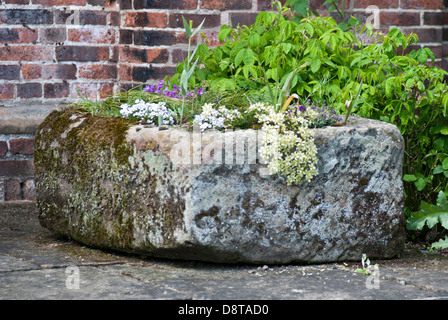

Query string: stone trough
[35,107,405,264]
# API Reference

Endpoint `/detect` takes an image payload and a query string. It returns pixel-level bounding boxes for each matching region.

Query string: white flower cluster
[119,99,176,125]
[193,103,242,132]
[253,102,319,185]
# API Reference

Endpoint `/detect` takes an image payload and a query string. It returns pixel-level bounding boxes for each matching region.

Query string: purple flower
[154,80,164,93]
[299,105,306,112]
[143,85,155,93]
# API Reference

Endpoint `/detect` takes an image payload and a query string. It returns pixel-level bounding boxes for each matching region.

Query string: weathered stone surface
[35,108,405,264]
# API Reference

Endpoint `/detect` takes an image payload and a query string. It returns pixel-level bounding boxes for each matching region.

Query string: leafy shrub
[172,2,448,213]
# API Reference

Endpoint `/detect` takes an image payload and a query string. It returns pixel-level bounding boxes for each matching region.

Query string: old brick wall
[0,0,447,202]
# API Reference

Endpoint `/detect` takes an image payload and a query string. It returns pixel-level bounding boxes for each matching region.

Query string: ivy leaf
[407,191,448,231]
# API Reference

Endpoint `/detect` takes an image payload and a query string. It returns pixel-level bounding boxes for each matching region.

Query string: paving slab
[1,201,448,307]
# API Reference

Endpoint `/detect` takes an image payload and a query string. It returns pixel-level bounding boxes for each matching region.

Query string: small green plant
[176,16,205,125]
[355,254,379,276]
[264,61,310,113]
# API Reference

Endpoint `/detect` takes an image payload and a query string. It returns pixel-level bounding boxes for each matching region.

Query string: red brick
[0,28,38,44]
[403,27,443,43]
[168,13,220,28]
[33,0,86,6]
[0,9,53,24]
[99,82,114,98]
[120,29,133,44]
[44,64,78,80]
[133,30,191,46]
[110,11,121,26]
[119,47,169,63]
[380,12,421,26]
[230,13,258,27]
[87,0,117,6]
[39,27,67,43]
[79,64,118,79]
[68,28,116,44]
[87,0,106,5]
[133,0,197,9]
[426,60,442,68]
[44,83,70,98]
[0,46,54,61]
[111,46,119,63]
[444,42,448,55]
[200,0,252,10]
[119,64,133,81]
[17,83,42,99]
[0,65,20,80]
[22,64,77,80]
[21,64,42,80]
[5,0,30,4]
[71,83,98,99]
[353,0,398,8]
[424,12,444,25]
[0,84,14,100]
[56,46,109,61]
[5,179,21,201]
[172,49,188,64]
[0,160,35,177]
[0,141,7,157]
[400,0,443,9]
[258,0,286,10]
[131,66,175,82]
[9,138,34,155]
[55,9,108,25]
[120,0,132,9]
[124,12,167,27]
[23,179,35,201]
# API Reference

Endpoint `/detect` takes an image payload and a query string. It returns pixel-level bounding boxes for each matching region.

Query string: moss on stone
[35,107,187,255]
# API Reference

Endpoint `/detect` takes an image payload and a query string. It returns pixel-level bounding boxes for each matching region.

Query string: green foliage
[285,0,356,30]
[431,236,448,249]
[172,2,448,225]
[407,191,448,248]
[355,254,379,276]
[174,6,367,111]
[177,16,205,124]
[407,191,448,231]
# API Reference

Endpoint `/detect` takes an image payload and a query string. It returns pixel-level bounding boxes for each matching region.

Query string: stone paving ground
[1,201,448,309]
